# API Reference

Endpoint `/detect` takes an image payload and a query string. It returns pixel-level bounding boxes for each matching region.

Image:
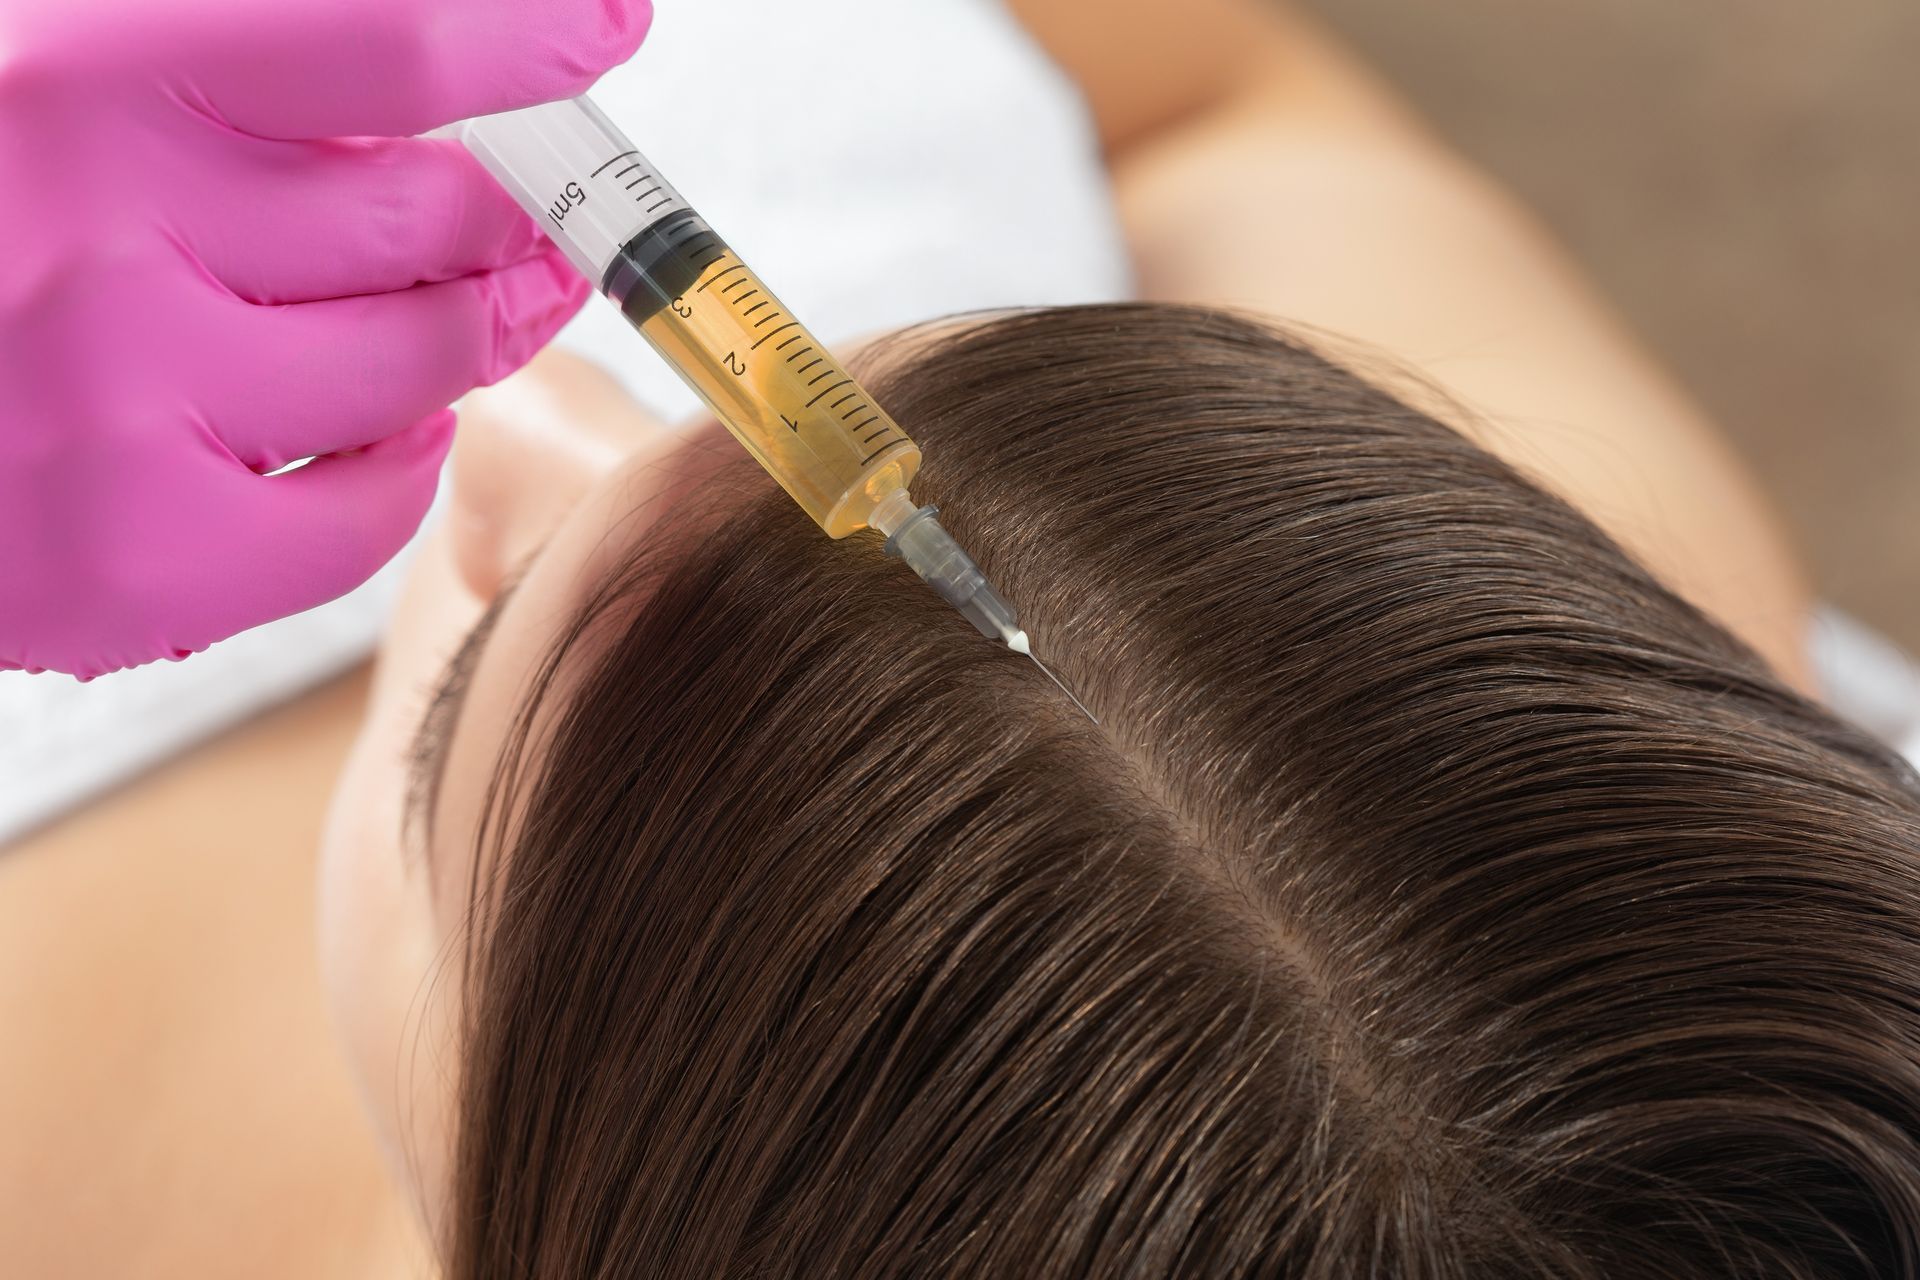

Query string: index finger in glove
[160,0,653,140]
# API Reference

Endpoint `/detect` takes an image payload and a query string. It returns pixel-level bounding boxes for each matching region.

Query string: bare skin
[0,670,428,1279]
[0,4,1814,1276]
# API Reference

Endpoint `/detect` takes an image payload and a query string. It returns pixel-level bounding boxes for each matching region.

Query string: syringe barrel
[436,97,687,286]
[441,95,923,538]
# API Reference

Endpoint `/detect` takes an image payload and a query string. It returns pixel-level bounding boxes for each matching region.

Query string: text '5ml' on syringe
[436,97,1095,722]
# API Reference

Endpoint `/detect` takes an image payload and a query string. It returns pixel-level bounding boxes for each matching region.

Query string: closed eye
[403,567,528,865]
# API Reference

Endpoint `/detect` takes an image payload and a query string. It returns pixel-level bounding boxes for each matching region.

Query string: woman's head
[322,304,1920,1277]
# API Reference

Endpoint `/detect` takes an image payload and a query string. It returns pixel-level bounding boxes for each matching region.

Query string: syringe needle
[872,503,1094,721]
[1023,648,1099,726]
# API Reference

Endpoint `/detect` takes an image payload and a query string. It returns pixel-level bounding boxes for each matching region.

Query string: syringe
[437,96,1031,656]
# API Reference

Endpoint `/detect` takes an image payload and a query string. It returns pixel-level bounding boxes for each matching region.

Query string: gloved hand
[0,0,652,678]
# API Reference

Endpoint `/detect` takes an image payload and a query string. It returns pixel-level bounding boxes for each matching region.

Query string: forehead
[421,419,748,907]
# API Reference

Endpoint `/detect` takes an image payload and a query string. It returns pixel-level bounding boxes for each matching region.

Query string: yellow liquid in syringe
[604,212,920,538]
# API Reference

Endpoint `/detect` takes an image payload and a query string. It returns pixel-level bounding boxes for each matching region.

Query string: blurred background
[1306,0,1918,651]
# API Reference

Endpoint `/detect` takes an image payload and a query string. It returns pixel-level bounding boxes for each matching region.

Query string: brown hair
[447,304,1920,1277]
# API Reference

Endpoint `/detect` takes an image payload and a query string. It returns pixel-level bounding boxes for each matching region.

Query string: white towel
[1811,607,1920,767]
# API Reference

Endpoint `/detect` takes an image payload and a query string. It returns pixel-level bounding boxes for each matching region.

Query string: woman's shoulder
[0,669,425,1279]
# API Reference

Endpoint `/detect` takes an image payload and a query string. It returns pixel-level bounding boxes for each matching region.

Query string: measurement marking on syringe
[795,357,823,373]
[625,176,655,190]
[698,264,748,291]
[830,392,859,409]
[589,150,641,177]
[733,290,761,306]
[694,248,728,268]
[743,301,770,317]
[752,311,785,327]
[646,196,675,213]
[855,416,882,435]
[775,335,805,351]
[722,280,752,296]
[613,163,643,180]
[806,368,837,385]
[753,323,801,349]
[841,403,868,420]
[807,379,854,407]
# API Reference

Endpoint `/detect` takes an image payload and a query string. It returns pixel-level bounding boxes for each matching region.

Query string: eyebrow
[403,567,528,863]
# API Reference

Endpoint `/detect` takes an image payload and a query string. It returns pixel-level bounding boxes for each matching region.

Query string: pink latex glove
[0,0,653,678]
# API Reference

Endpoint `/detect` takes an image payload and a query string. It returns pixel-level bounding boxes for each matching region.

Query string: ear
[447,349,674,600]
